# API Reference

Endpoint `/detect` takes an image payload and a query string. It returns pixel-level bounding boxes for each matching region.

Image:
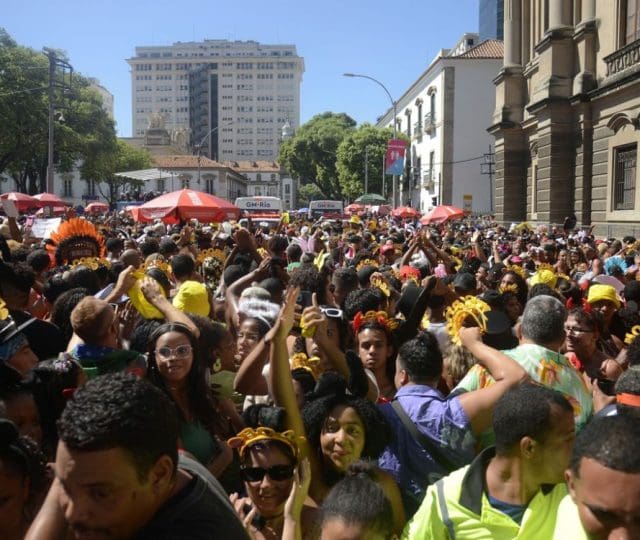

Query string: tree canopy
[278,112,356,200]
[0,28,118,194]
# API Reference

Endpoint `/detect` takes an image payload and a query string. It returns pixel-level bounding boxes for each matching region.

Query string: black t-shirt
[134,466,248,540]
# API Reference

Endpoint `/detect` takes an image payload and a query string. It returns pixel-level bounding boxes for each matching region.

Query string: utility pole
[480,145,495,212]
[364,146,369,194]
[43,48,73,195]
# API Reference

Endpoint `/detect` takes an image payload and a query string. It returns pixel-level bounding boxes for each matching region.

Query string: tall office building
[479,0,504,41]
[127,40,304,161]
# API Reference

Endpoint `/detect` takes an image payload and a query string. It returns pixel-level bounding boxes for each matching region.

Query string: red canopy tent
[420,205,465,225]
[0,192,40,212]
[131,189,240,223]
[344,203,365,215]
[34,193,70,207]
[86,202,110,214]
[35,206,67,216]
[391,206,419,218]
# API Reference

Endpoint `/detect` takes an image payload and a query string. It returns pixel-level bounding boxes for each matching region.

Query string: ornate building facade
[490,0,640,235]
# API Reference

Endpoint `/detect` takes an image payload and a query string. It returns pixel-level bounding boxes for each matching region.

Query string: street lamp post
[195,120,233,184]
[343,73,398,207]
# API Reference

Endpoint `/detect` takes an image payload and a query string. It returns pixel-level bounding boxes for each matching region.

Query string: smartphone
[296,290,313,309]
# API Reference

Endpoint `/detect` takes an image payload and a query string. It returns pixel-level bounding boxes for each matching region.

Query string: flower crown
[71,257,111,271]
[371,276,391,297]
[144,259,171,276]
[290,352,323,380]
[625,325,640,346]
[356,259,379,272]
[352,310,399,334]
[499,283,519,294]
[445,296,491,346]
[506,264,526,280]
[227,427,301,459]
[536,262,554,273]
[197,248,226,265]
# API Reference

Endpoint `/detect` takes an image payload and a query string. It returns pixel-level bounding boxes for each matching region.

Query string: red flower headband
[352,310,399,335]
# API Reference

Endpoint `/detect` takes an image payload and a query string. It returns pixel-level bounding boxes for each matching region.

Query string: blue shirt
[378,384,476,511]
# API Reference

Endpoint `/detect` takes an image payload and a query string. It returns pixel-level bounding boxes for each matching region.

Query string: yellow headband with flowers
[371,276,391,297]
[506,264,526,280]
[625,325,640,345]
[445,296,491,346]
[352,310,399,334]
[197,248,226,265]
[71,257,111,270]
[499,283,519,294]
[290,352,323,380]
[356,259,379,271]
[227,427,301,459]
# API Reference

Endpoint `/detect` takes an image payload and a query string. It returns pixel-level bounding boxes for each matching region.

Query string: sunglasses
[155,345,192,359]
[320,306,343,319]
[240,464,295,483]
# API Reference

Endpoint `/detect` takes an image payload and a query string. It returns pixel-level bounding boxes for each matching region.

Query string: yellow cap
[172,280,210,316]
[587,284,621,309]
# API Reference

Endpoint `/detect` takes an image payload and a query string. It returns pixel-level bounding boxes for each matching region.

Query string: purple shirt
[378,385,476,509]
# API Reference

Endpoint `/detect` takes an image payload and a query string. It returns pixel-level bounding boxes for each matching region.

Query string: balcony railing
[604,38,640,78]
[422,170,434,188]
[424,112,436,133]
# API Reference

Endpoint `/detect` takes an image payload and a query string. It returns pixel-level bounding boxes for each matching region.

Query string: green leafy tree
[92,140,153,206]
[278,112,356,200]
[296,183,324,206]
[0,28,117,194]
[336,124,400,201]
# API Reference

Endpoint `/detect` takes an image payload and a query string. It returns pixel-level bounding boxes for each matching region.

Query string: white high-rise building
[127,39,304,162]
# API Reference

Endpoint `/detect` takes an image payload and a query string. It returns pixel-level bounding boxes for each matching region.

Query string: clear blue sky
[3,0,479,136]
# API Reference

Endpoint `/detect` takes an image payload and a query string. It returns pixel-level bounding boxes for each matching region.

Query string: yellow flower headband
[290,352,323,380]
[144,259,170,276]
[197,248,226,265]
[445,296,491,346]
[71,257,111,271]
[371,276,391,297]
[499,283,519,294]
[625,325,640,345]
[356,259,379,272]
[0,299,9,321]
[227,427,301,459]
[506,264,526,280]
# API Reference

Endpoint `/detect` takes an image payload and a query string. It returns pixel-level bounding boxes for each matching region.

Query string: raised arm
[456,327,529,435]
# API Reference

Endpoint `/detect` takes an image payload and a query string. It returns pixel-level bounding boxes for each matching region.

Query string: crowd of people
[1,208,639,539]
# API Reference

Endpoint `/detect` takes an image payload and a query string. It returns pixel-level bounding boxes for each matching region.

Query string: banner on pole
[385,139,406,175]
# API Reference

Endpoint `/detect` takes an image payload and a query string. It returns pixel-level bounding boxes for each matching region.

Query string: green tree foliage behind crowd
[0,28,151,199]
[279,112,404,203]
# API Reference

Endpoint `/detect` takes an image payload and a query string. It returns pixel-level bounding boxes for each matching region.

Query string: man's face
[55,442,167,539]
[567,458,640,539]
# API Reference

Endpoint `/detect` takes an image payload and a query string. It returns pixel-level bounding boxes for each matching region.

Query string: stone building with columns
[490,0,640,235]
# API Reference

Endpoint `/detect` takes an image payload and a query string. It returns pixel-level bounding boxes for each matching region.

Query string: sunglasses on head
[240,464,295,482]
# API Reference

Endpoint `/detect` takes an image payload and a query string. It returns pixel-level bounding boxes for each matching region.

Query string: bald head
[120,249,142,269]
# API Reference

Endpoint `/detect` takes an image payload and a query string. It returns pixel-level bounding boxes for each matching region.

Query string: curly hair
[302,374,391,480]
[446,344,478,386]
[289,264,328,305]
[397,331,442,383]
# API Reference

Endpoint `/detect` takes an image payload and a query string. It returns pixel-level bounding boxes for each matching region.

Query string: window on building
[270,173,276,182]
[180,175,191,189]
[428,151,435,182]
[614,144,637,210]
[62,175,73,198]
[86,179,96,197]
[205,175,216,194]
[157,178,165,192]
[406,111,412,137]
[254,185,262,196]
[625,0,640,45]
[430,93,436,123]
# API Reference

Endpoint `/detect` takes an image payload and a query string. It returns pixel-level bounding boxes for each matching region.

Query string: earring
[212,358,222,373]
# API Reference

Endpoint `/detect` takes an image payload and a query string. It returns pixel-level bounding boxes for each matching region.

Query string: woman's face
[320,405,365,473]
[504,296,522,324]
[214,330,237,372]
[154,331,193,384]
[4,393,42,447]
[564,315,597,354]
[244,444,294,519]
[306,318,340,369]
[236,320,262,362]
[0,461,29,540]
[570,251,580,264]
[7,343,38,378]
[558,250,568,264]
[500,273,517,289]
[357,328,392,374]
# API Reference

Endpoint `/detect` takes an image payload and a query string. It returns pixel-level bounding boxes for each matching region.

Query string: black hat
[453,272,476,293]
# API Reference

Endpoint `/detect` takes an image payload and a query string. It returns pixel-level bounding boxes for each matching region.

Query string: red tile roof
[456,39,504,59]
